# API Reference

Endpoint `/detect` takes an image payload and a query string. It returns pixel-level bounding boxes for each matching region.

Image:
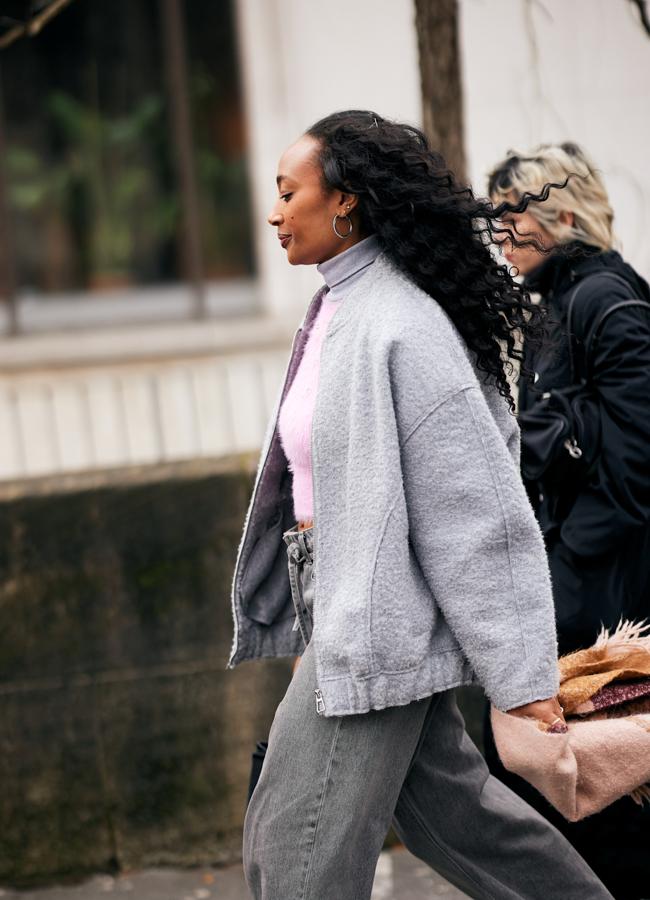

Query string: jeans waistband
[283,524,314,565]
[283,524,314,648]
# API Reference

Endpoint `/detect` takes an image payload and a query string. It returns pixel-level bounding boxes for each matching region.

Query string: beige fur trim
[594,618,650,654]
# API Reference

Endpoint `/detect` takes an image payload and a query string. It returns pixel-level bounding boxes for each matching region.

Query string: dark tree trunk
[414,0,467,183]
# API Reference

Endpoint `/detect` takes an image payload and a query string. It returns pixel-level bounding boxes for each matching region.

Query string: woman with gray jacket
[229,110,612,899]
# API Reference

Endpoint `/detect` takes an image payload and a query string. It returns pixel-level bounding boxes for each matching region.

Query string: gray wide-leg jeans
[243,527,612,900]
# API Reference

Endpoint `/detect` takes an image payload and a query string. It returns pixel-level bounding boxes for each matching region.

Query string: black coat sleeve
[560,283,650,555]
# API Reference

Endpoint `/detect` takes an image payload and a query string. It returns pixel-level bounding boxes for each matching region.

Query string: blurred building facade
[0,0,648,486]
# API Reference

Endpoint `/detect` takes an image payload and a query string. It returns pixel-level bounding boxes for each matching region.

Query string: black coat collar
[523,242,601,300]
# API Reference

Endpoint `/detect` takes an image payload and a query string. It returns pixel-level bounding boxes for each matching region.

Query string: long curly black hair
[306,110,567,412]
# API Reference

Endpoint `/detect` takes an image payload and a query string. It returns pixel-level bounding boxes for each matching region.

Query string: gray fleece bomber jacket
[229,252,560,717]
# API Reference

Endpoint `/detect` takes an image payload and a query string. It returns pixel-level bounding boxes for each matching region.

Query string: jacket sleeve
[560,296,650,556]
[401,386,560,711]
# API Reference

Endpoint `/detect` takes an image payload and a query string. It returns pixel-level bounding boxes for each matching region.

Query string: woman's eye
[281,193,292,202]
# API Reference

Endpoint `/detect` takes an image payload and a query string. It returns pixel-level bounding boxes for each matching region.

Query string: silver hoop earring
[332,213,353,239]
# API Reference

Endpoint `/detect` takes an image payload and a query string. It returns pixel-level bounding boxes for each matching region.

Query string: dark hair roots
[307,110,559,412]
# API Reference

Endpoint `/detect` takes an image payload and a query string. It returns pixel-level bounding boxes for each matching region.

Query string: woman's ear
[558,210,574,228]
[337,193,359,214]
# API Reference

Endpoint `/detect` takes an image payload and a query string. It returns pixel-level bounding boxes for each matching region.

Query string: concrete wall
[0,460,291,886]
[0,456,485,887]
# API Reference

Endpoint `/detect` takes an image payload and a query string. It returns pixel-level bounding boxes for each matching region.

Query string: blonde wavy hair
[488,142,615,252]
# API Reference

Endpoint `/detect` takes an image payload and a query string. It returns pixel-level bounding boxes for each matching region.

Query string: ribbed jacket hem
[316,649,476,717]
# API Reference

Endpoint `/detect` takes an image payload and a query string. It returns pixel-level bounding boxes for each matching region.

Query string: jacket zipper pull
[314,689,325,715]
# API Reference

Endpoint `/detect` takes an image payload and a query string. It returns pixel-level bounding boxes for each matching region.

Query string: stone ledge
[0,314,297,373]
[0,455,258,501]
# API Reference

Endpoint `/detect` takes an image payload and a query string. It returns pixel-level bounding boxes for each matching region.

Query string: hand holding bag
[491,620,650,821]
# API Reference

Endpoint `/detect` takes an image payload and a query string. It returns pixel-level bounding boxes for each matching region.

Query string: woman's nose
[268,207,283,227]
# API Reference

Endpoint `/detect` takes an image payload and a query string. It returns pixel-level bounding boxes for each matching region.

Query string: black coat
[486,247,650,900]
[520,245,650,655]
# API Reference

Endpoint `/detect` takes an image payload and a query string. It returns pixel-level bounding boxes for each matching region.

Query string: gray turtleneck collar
[317,235,382,302]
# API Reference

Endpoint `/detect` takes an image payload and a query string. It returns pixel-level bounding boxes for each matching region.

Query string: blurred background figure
[485,142,650,900]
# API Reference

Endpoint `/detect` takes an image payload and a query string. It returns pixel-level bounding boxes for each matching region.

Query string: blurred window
[1,0,254,307]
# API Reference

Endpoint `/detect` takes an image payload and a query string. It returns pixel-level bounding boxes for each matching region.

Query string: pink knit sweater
[278,235,381,522]
[278,295,339,521]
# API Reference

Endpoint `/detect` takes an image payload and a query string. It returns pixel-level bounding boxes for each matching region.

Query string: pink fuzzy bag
[491,621,650,822]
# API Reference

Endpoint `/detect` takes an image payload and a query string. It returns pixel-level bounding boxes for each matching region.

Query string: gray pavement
[0,848,469,899]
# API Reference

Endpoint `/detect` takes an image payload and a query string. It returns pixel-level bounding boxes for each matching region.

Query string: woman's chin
[286,246,317,267]
[285,244,301,265]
